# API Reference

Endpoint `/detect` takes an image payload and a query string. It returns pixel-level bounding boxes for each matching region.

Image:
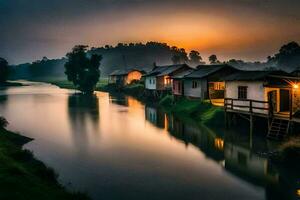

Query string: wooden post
[289,88,293,120]
[249,100,253,113]
[249,115,253,136]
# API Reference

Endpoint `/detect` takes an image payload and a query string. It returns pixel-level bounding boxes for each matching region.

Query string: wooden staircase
[267,118,290,140]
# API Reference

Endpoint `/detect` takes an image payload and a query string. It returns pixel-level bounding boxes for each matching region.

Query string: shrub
[0,117,8,128]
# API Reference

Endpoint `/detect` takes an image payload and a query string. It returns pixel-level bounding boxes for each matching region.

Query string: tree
[270,41,300,71]
[0,116,8,128]
[171,54,181,64]
[209,54,219,64]
[64,45,102,94]
[171,47,188,64]
[189,50,202,65]
[0,57,9,83]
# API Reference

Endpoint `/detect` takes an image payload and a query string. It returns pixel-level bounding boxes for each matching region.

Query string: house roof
[109,68,145,76]
[144,64,191,77]
[223,70,288,81]
[171,69,195,79]
[184,64,234,79]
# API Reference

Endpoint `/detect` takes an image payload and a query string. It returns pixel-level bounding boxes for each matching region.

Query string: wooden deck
[224,98,300,122]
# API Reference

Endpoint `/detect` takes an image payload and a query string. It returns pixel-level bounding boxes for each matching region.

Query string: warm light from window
[214,138,224,150]
[296,189,300,196]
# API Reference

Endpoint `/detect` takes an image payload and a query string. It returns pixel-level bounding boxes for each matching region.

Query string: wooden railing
[224,98,269,115]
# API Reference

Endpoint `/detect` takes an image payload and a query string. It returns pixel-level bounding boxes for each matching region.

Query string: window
[192,81,198,88]
[238,86,248,99]
[214,82,225,90]
[149,79,152,84]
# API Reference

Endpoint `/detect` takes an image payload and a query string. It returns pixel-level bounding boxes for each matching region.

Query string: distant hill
[9,41,300,81]
[11,42,182,80]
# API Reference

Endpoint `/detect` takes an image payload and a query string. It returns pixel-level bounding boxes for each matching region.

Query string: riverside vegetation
[48,79,224,127]
[0,117,90,200]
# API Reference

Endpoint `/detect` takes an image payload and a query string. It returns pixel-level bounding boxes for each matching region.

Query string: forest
[8,41,300,81]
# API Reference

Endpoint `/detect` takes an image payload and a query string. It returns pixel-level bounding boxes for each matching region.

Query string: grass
[47,78,109,90]
[0,81,24,88]
[160,96,225,126]
[0,127,90,200]
[47,79,224,126]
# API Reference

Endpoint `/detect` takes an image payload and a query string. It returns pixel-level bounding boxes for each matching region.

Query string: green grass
[0,127,90,200]
[48,79,224,126]
[47,78,109,90]
[160,96,225,126]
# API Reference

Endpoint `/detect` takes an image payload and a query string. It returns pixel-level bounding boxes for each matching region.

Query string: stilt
[249,115,253,136]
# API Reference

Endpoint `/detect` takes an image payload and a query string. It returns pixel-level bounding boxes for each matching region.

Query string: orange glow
[164,76,172,86]
[297,189,300,196]
[214,138,224,150]
[293,84,299,89]
[126,70,143,84]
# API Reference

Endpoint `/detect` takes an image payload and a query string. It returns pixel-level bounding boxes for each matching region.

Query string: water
[0,81,298,200]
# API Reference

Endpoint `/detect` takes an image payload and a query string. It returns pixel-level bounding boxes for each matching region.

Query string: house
[144,64,192,93]
[109,69,145,87]
[223,70,300,117]
[171,69,195,96]
[181,65,238,103]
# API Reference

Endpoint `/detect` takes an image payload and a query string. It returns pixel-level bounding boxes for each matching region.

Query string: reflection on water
[67,94,100,152]
[0,81,299,200]
[144,105,300,200]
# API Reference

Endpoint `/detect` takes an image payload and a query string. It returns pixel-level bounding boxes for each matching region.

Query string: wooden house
[181,65,238,104]
[224,71,295,115]
[144,64,192,93]
[223,70,300,139]
[109,69,145,87]
[171,69,195,96]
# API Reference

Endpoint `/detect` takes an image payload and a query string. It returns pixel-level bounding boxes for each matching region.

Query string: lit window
[214,82,225,90]
[238,86,247,99]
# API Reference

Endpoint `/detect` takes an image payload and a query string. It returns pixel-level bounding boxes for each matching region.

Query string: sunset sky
[1,0,300,64]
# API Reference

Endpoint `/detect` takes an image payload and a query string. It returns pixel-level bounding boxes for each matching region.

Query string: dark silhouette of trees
[171,47,188,64]
[171,54,181,64]
[0,116,8,128]
[209,54,219,64]
[65,45,102,94]
[267,41,300,71]
[28,57,67,80]
[189,50,202,65]
[0,58,10,83]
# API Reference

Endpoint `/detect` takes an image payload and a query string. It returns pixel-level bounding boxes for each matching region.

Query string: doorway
[268,90,277,113]
[279,89,290,112]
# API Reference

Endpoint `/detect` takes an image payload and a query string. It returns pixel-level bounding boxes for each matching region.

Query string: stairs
[267,118,290,140]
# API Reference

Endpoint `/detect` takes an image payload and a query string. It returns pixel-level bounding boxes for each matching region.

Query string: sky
[1,0,300,64]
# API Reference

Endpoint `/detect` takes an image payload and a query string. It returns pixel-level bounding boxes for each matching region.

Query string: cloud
[1,0,300,63]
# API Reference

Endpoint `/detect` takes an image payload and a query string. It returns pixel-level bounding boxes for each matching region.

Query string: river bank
[0,117,90,200]
[48,80,224,126]
[0,81,24,89]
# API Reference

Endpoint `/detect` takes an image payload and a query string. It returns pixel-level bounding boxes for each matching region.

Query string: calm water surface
[0,81,298,200]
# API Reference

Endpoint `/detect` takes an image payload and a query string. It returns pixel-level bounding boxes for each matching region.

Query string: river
[0,81,298,200]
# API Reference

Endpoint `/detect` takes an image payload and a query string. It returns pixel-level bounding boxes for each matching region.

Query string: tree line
[2,41,300,92]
